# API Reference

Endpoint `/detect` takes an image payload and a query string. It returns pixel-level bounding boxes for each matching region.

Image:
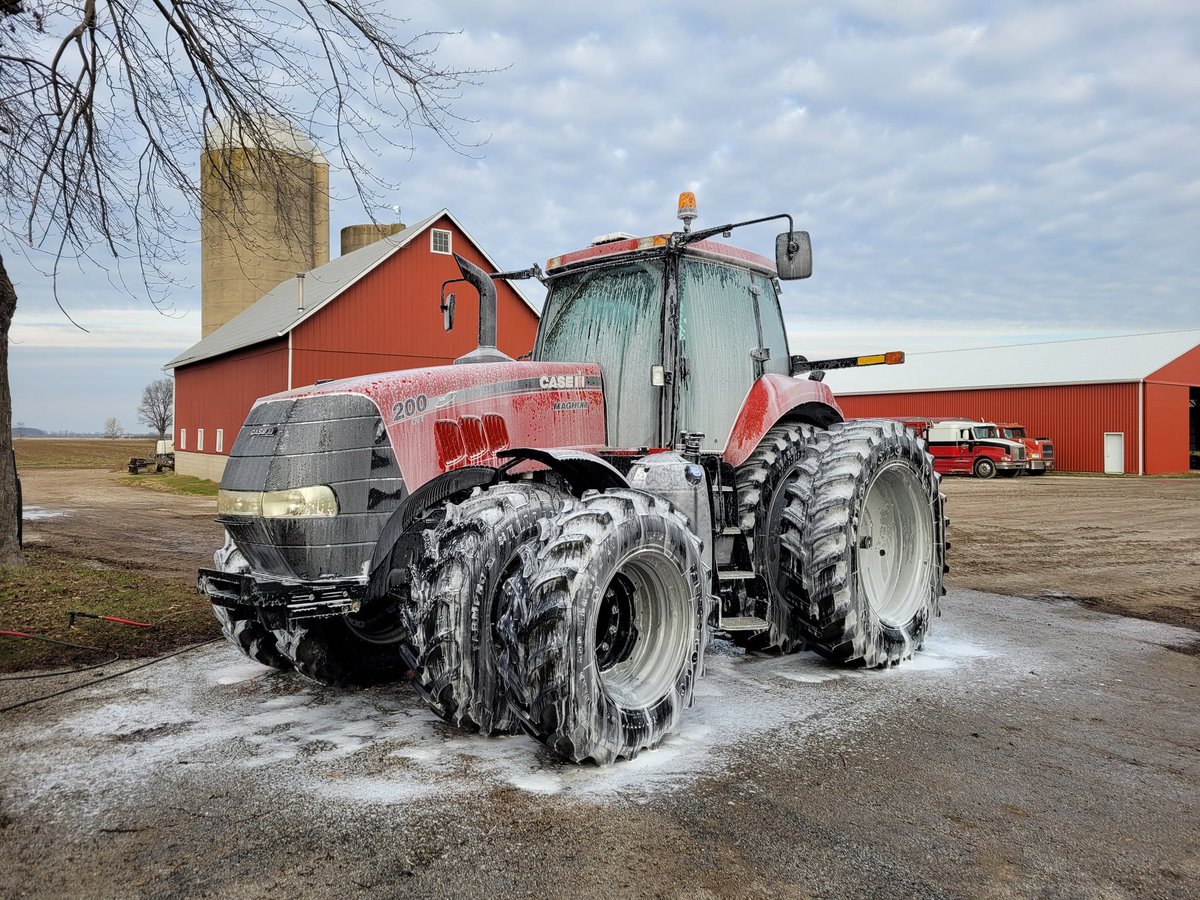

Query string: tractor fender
[723,374,844,468]
[364,450,627,599]
[365,465,498,599]
[496,447,628,494]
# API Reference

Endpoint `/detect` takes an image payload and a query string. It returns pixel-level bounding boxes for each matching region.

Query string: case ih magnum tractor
[200,196,948,764]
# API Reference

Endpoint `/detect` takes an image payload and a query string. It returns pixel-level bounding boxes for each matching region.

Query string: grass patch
[0,548,218,673]
[15,438,155,471]
[117,474,219,498]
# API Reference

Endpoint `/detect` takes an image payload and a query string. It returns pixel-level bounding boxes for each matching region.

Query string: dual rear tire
[784,419,946,667]
[732,419,945,667]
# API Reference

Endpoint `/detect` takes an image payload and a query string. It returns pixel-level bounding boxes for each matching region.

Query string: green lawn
[0,549,218,673]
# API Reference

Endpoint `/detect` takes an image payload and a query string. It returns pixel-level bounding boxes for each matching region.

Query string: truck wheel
[406,482,569,734]
[790,419,946,668]
[498,489,711,764]
[733,423,831,651]
[973,457,996,479]
[271,609,409,689]
[210,535,292,672]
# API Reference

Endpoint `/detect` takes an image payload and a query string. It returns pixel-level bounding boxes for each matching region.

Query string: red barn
[823,330,1200,475]
[166,210,540,480]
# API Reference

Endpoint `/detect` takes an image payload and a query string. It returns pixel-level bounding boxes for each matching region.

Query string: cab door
[953,428,975,473]
[676,259,789,452]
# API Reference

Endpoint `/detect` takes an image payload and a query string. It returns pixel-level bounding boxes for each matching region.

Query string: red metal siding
[1144,383,1190,475]
[292,215,539,387]
[1147,342,1200,386]
[174,339,288,454]
[838,383,1140,474]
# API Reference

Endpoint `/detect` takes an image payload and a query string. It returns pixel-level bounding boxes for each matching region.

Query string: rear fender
[723,374,843,467]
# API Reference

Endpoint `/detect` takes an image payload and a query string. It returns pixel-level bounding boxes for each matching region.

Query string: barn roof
[825,329,1200,395]
[166,209,538,369]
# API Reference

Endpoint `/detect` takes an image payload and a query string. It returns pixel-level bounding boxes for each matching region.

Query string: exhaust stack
[452,253,513,365]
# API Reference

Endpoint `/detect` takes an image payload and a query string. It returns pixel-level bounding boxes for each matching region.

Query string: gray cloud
[7,0,1198,429]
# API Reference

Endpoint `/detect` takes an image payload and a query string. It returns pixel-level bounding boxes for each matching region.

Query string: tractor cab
[534,193,810,453]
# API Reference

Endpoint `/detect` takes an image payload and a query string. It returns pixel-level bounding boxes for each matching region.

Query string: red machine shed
[825,331,1200,475]
[166,210,540,480]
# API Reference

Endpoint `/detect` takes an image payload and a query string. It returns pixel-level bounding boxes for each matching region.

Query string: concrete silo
[200,119,330,337]
[339,223,406,256]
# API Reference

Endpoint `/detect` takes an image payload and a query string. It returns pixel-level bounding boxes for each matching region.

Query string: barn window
[215,429,224,453]
[180,429,187,450]
[197,428,205,452]
[431,229,452,255]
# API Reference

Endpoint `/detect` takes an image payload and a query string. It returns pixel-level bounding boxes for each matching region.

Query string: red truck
[997,423,1054,475]
[902,418,1027,478]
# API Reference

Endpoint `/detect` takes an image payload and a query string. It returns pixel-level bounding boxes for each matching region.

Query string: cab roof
[546,234,777,278]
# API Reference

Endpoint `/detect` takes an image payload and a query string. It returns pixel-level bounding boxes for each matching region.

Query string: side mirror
[775,231,812,280]
[441,293,456,332]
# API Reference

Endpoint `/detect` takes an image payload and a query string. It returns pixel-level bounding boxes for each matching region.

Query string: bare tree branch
[0,0,498,565]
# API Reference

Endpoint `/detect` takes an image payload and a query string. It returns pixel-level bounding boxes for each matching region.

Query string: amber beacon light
[677,191,698,231]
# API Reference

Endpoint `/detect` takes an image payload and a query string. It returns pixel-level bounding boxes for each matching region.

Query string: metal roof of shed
[166,209,538,369]
[825,329,1200,395]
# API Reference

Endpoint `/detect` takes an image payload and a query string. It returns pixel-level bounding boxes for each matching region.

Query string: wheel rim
[344,599,407,645]
[765,464,800,595]
[857,461,934,628]
[592,548,692,709]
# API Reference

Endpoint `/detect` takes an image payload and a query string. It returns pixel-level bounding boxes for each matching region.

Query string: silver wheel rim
[593,547,692,709]
[858,461,934,628]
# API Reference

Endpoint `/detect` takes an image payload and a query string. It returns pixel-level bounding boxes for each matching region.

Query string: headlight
[1000,454,1010,461]
[218,486,338,518]
[218,490,262,516]
[262,486,339,518]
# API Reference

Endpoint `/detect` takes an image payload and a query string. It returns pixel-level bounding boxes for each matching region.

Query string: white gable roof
[825,329,1200,395]
[166,209,538,369]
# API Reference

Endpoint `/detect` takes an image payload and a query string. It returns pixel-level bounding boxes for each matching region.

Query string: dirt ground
[941,475,1200,633]
[15,468,1200,636]
[1,470,1198,898]
[19,468,223,581]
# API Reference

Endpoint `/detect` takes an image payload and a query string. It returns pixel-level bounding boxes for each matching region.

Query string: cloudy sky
[7,0,1199,432]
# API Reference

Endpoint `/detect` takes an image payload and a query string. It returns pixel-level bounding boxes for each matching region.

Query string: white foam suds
[21,506,67,520]
[0,617,1052,822]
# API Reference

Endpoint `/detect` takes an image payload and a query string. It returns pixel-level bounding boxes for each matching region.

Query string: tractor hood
[219,361,605,580]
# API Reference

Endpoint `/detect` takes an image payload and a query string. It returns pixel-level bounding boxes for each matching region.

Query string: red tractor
[200,196,948,764]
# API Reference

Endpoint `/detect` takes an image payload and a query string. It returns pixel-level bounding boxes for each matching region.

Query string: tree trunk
[0,253,25,567]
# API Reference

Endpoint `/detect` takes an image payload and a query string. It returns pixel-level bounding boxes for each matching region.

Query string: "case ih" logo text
[540,374,586,390]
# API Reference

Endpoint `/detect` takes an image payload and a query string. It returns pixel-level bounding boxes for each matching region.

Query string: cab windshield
[536,259,665,448]
[972,426,999,439]
[1004,427,1026,439]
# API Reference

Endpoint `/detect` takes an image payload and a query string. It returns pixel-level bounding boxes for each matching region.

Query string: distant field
[14,438,155,471]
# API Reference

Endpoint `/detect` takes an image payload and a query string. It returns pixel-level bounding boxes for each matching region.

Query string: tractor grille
[220,394,406,580]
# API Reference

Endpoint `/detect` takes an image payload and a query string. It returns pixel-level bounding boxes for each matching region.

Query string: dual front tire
[208,535,409,688]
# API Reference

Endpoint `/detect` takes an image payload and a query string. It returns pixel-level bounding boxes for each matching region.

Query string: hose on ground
[0,638,222,714]
[0,630,120,680]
